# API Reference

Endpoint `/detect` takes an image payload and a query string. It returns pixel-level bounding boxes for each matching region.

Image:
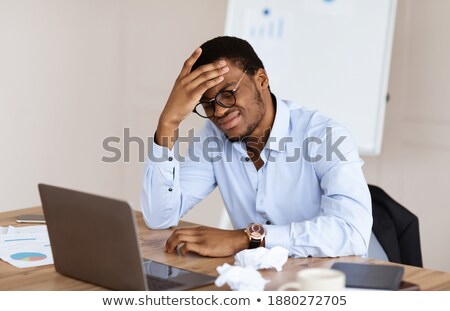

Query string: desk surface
[1,207,450,291]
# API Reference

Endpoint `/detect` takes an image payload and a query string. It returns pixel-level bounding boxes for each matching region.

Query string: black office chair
[368,184,423,267]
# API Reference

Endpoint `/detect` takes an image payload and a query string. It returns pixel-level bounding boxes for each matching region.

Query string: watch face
[248,224,265,239]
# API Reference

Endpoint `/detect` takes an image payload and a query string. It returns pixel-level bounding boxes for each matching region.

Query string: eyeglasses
[193,69,247,118]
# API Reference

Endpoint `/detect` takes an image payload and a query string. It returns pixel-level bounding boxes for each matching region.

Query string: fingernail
[222,66,229,72]
[219,60,226,65]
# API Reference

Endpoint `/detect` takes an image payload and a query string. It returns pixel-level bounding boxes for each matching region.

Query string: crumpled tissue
[215,246,289,290]
[234,246,289,271]
[215,263,269,291]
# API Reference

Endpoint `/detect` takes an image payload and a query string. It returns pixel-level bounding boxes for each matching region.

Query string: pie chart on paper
[10,252,47,262]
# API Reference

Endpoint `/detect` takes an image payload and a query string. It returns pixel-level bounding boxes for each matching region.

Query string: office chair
[368,184,423,267]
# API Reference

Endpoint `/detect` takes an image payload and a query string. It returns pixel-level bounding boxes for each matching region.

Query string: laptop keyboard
[146,274,184,290]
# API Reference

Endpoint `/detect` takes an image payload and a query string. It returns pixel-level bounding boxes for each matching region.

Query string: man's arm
[142,122,220,229]
[142,118,253,255]
[264,125,372,257]
[141,48,229,229]
[155,48,229,150]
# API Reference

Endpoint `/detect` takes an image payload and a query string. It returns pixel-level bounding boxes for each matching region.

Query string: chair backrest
[369,184,423,267]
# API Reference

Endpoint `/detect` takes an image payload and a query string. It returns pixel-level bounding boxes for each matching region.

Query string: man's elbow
[351,226,372,256]
[353,240,369,256]
[143,214,177,230]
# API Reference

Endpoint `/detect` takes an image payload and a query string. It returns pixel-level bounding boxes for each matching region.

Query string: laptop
[38,183,216,291]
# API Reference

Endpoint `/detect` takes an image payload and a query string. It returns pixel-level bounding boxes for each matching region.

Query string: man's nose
[213,102,229,117]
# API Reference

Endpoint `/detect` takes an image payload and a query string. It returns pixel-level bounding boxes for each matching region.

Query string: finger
[166,236,198,254]
[165,230,202,253]
[192,75,226,99]
[165,234,180,254]
[179,48,202,77]
[179,242,204,256]
[165,238,180,254]
[188,60,227,82]
[190,65,229,90]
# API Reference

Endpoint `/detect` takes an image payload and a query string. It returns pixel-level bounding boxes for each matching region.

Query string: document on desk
[0,225,53,268]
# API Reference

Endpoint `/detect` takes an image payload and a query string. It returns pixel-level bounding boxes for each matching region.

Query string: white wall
[1,0,449,272]
[0,0,227,221]
[0,0,124,209]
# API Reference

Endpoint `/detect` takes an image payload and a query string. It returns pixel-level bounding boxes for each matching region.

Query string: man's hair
[191,36,265,76]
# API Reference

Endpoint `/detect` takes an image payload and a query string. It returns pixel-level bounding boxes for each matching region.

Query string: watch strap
[248,238,261,249]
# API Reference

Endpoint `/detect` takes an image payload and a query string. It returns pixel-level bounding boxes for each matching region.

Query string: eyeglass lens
[193,69,248,118]
[196,91,236,118]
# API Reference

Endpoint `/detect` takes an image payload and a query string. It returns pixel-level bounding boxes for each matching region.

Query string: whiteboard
[225,0,397,156]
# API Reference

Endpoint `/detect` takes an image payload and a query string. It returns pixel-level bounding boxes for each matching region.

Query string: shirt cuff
[148,140,176,164]
[264,224,291,253]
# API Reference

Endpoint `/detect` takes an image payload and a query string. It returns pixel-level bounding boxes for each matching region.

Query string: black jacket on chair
[369,185,423,267]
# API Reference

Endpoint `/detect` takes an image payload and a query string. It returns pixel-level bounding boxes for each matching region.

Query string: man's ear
[254,68,269,90]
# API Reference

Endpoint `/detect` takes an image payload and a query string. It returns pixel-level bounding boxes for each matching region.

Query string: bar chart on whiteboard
[244,8,286,39]
[241,7,293,87]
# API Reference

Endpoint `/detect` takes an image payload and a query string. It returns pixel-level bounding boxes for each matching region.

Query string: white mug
[277,268,346,291]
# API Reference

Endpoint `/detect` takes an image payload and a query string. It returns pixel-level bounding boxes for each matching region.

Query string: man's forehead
[201,68,245,99]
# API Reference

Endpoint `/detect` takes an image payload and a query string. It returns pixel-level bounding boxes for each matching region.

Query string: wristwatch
[245,223,266,249]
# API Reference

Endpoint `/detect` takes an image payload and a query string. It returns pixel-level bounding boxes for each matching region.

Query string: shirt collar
[266,94,290,153]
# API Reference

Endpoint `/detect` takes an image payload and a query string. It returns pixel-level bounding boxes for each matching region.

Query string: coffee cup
[277,268,345,291]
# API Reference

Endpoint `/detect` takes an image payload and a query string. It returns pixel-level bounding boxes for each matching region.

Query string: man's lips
[218,110,240,131]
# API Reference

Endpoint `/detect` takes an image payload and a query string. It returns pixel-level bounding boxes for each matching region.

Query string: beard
[225,88,265,143]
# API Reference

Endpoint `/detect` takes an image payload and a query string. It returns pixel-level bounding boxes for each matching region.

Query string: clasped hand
[165,226,248,257]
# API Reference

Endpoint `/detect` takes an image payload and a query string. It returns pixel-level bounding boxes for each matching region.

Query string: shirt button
[245,157,250,162]
[168,188,173,192]
[266,220,271,225]
[168,157,173,161]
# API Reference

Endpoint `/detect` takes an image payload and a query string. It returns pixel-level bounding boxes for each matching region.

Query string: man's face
[200,63,266,142]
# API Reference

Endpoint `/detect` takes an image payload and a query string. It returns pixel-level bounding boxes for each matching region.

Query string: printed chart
[10,252,48,262]
[0,225,53,268]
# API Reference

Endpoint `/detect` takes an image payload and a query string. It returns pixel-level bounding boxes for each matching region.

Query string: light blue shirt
[141,97,372,258]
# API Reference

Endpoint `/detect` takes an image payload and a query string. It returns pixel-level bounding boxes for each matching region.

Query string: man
[141,36,372,258]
